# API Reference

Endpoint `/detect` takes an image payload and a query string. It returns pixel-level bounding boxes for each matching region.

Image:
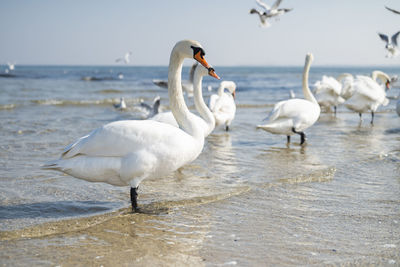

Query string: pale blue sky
[1,0,399,66]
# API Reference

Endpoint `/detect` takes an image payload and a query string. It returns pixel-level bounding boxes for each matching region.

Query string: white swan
[313,75,345,115]
[113,97,127,110]
[43,40,219,212]
[250,0,292,28]
[152,63,197,97]
[151,63,218,137]
[209,81,237,131]
[257,53,320,145]
[139,96,161,118]
[344,71,391,124]
[378,32,400,58]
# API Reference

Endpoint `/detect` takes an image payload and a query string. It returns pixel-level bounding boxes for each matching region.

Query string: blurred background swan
[209,81,237,131]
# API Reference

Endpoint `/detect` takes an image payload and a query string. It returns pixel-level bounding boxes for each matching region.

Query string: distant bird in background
[250,0,292,28]
[139,96,161,119]
[113,97,127,110]
[153,63,197,97]
[385,6,400,15]
[115,52,132,64]
[378,31,400,58]
[7,62,15,71]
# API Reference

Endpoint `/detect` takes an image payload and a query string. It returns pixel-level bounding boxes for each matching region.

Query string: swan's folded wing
[61,120,183,159]
[267,99,315,121]
[353,76,386,102]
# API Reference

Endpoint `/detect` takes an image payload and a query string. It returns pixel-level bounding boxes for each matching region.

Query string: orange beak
[194,50,211,69]
[385,81,391,90]
[208,68,220,80]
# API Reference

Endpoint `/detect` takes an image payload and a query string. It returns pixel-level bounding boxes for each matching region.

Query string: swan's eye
[191,46,205,59]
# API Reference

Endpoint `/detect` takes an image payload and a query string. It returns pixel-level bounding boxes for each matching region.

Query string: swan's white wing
[267,99,317,121]
[62,120,183,158]
[151,111,179,127]
[256,0,270,11]
[320,76,342,95]
[353,76,386,102]
[271,0,283,10]
[209,94,219,111]
[391,31,400,46]
[378,33,389,44]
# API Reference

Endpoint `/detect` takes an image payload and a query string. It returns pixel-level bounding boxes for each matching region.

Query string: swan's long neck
[193,72,215,136]
[371,71,389,84]
[302,57,318,104]
[168,52,203,140]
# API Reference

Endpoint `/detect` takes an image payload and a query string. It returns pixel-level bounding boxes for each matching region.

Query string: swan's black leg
[287,135,291,143]
[130,187,139,212]
[371,111,374,125]
[292,127,306,145]
[359,113,362,120]
[334,106,337,116]
[225,125,229,131]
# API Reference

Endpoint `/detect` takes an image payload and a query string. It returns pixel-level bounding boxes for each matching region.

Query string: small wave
[0,104,16,110]
[0,73,17,78]
[0,186,250,241]
[31,98,119,106]
[81,76,118,82]
[237,103,273,109]
[97,89,123,94]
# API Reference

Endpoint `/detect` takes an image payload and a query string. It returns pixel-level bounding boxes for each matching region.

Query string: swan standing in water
[378,32,400,58]
[209,81,237,131]
[153,63,197,97]
[257,53,320,145]
[43,40,220,212]
[151,63,218,137]
[313,75,345,115]
[250,0,292,28]
[344,71,391,124]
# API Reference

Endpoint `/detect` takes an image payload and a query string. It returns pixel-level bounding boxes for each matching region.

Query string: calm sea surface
[0,65,399,266]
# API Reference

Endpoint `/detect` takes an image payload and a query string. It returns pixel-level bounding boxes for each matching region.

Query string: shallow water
[0,65,399,266]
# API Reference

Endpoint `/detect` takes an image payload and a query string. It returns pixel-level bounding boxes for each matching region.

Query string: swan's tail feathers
[41,160,68,172]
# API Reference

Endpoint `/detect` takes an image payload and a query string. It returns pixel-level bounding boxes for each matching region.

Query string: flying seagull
[115,51,132,64]
[385,6,400,15]
[250,0,292,28]
[378,31,400,58]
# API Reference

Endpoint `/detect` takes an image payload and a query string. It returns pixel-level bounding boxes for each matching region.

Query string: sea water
[0,65,399,266]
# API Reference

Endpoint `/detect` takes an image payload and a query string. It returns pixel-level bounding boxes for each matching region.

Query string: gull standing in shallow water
[257,53,320,145]
[139,96,161,119]
[113,97,127,110]
[42,40,220,212]
[209,81,237,131]
[378,32,400,58]
[249,0,292,28]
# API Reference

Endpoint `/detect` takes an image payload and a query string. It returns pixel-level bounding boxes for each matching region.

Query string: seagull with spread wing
[385,6,400,15]
[249,0,292,28]
[115,51,132,64]
[378,31,400,58]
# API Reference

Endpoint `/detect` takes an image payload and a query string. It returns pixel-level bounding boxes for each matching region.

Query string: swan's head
[305,53,314,64]
[219,81,237,99]
[173,40,220,79]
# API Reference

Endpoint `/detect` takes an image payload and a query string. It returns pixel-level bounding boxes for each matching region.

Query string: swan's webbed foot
[130,187,139,213]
